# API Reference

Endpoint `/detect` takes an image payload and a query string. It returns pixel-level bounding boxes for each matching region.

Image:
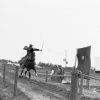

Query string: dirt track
[0,67,70,100]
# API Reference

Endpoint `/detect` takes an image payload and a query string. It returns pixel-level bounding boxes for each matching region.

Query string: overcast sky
[0,0,100,69]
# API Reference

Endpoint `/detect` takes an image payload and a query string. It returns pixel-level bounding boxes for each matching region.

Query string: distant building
[94,56,100,71]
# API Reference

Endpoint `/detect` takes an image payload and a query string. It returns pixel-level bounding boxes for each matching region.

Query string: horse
[19,58,38,80]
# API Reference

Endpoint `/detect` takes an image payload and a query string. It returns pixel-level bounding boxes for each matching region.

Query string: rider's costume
[18,45,41,67]
[23,45,41,65]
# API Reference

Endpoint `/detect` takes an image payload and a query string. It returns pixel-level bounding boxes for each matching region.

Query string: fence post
[86,79,89,90]
[46,71,48,82]
[3,64,6,83]
[13,66,19,96]
[79,75,84,95]
[69,70,81,100]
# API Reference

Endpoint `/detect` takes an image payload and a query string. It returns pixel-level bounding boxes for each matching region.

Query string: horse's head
[23,46,28,50]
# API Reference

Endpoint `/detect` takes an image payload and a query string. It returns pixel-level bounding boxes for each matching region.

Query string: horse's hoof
[35,74,38,77]
[28,78,30,81]
[19,75,22,78]
[23,77,25,79]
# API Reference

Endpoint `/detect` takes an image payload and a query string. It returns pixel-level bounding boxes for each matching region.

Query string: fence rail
[81,73,100,81]
[37,73,71,77]
[2,63,19,97]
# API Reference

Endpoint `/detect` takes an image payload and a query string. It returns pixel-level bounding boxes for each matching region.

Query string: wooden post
[74,49,78,70]
[70,70,80,100]
[3,64,6,83]
[13,66,19,96]
[86,79,89,90]
[79,75,84,95]
[65,50,67,67]
[46,71,48,82]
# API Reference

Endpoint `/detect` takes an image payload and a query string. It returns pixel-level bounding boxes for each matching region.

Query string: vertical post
[3,64,6,83]
[79,75,84,95]
[46,71,48,82]
[13,66,19,96]
[65,50,67,67]
[74,49,78,70]
[70,70,80,100]
[86,79,89,90]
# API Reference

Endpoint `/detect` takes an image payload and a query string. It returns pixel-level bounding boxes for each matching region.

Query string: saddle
[24,55,35,65]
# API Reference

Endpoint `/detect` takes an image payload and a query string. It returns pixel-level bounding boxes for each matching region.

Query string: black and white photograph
[0,0,100,100]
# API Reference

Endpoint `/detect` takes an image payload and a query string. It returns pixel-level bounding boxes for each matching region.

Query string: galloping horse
[19,57,37,79]
[18,44,41,79]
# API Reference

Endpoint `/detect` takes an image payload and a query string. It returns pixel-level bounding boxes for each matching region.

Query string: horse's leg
[20,68,24,76]
[20,64,25,76]
[28,70,31,80]
[33,64,38,76]
[25,70,27,77]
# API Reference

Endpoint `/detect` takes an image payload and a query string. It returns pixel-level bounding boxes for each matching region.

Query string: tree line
[38,62,62,68]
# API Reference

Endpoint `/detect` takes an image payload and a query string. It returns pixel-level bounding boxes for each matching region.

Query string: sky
[0,0,100,70]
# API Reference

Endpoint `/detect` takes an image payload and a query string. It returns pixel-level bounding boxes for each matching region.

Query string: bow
[36,34,44,60]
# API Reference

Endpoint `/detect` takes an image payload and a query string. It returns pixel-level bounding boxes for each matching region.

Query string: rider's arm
[34,48,42,51]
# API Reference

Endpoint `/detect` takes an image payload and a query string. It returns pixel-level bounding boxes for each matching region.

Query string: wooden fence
[2,63,19,97]
[36,70,100,100]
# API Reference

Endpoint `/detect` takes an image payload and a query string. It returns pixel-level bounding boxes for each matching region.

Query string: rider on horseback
[22,44,42,65]
[22,44,42,77]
